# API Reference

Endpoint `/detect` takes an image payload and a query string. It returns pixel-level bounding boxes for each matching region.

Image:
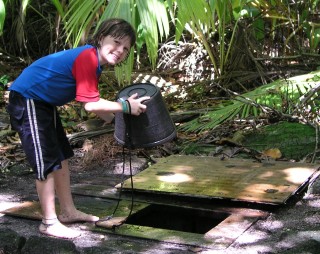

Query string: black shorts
[6,91,74,180]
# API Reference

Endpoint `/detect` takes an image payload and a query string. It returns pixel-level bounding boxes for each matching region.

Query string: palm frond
[100,0,134,25]
[136,0,170,69]
[64,0,105,46]
[180,70,320,133]
[51,0,65,18]
[0,0,5,35]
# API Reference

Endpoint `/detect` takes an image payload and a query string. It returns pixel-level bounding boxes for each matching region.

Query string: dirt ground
[2,144,320,254]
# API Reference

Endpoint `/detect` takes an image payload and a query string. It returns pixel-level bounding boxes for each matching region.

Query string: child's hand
[127,93,150,115]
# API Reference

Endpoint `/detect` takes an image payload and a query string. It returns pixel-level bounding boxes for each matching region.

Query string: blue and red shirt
[9,45,102,106]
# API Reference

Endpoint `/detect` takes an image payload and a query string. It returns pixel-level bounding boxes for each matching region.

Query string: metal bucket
[114,83,176,148]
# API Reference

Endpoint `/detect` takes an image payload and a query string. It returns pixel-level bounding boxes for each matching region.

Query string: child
[6,18,149,239]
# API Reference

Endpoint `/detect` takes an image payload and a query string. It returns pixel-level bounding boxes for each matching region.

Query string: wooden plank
[119,155,319,204]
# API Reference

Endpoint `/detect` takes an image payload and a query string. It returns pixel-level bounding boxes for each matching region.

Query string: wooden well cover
[119,155,319,204]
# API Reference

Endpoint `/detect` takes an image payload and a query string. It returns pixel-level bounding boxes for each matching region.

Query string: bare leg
[54,159,99,223]
[36,174,81,238]
[36,174,57,220]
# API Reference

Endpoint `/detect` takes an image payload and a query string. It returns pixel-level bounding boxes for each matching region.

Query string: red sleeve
[73,48,100,102]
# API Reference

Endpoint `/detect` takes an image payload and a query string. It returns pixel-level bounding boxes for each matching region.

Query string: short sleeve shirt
[9,45,102,106]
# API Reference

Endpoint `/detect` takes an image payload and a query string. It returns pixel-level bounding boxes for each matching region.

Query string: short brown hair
[87,18,136,48]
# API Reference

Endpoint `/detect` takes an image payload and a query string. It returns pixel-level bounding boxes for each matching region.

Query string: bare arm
[83,98,120,123]
[83,93,150,123]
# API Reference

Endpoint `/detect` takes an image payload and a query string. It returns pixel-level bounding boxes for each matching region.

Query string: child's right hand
[127,93,150,116]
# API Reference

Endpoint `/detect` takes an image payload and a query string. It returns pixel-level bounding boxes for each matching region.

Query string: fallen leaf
[262,148,282,159]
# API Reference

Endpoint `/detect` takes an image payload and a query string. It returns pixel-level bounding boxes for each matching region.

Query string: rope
[98,99,135,226]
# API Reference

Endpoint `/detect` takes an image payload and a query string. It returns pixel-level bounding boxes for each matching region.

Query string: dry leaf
[262,148,282,159]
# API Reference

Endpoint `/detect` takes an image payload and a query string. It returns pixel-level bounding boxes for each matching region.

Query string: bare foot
[39,220,81,239]
[58,210,99,224]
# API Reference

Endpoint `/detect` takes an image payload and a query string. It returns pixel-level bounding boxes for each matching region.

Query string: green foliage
[180,70,320,133]
[0,0,5,35]
[172,0,261,77]
[134,0,170,68]
[1,0,319,92]
[173,0,218,73]
[250,0,320,53]
[63,0,105,46]
[0,75,9,104]
[172,0,320,80]
[243,122,317,160]
[0,74,9,89]
[180,142,215,155]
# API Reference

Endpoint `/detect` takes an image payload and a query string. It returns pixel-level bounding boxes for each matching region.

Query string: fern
[180,70,320,133]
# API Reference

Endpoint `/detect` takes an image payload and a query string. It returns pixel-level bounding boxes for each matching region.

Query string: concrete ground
[1,160,320,254]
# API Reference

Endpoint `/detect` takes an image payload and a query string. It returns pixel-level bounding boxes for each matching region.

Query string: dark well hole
[125,204,230,234]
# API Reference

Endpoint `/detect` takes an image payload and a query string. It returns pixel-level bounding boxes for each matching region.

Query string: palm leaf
[0,0,5,35]
[174,0,219,73]
[136,0,169,69]
[64,0,105,46]
[51,0,65,18]
[14,0,30,49]
[100,0,135,25]
[180,70,320,133]
[174,0,250,77]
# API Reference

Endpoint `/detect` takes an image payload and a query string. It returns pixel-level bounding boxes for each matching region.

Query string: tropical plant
[251,0,320,54]
[173,0,319,79]
[0,0,66,62]
[1,0,319,82]
[165,0,320,133]
[180,70,320,133]
[0,0,5,35]
[180,0,251,78]
[0,74,9,86]
[1,1,320,124]
[56,0,257,84]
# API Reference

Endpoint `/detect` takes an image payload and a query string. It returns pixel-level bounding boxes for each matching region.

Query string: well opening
[125,204,230,234]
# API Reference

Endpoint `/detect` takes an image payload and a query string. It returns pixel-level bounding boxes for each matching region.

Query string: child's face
[98,35,132,65]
